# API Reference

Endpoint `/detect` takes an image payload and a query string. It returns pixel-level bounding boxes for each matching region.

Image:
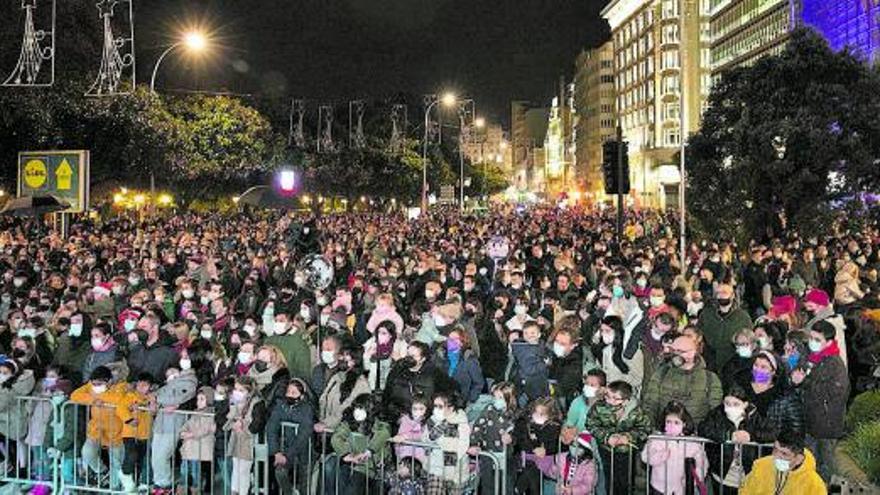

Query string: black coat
[383,361,455,418]
[802,354,849,439]
[698,404,775,480]
[549,345,584,406]
[266,397,315,465]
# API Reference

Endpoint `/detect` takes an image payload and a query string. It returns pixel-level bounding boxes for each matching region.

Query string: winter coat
[515,416,563,463]
[565,395,599,433]
[383,360,455,418]
[766,387,805,437]
[126,337,179,384]
[641,357,723,425]
[248,365,289,411]
[804,307,848,368]
[425,410,471,482]
[116,387,153,440]
[52,335,91,385]
[394,414,428,465]
[263,333,313,381]
[470,406,515,453]
[549,345,585,405]
[597,344,645,393]
[266,397,314,465]
[69,381,126,446]
[697,404,775,483]
[537,453,598,495]
[180,408,216,461]
[24,385,56,447]
[363,337,407,391]
[153,370,198,435]
[507,341,550,400]
[801,353,849,439]
[698,304,752,372]
[739,450,827,495]
[82,347,119,385]
[0,370,36,440]
[435,348,485,403]
[720,355,753,393]
[224,394,267,460]
[834,263,864,306]
[605,296,648,360]
[586,399,653,453]
[331,419,392,478]
[365,306,405,335]
[641,436,709,495]
[318,370,370,428]
[45,397,82,454]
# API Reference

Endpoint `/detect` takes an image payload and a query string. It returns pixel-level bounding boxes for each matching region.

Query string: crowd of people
[0,204,876,495]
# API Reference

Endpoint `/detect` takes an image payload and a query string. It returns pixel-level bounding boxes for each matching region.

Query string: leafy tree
[686,28,880,241]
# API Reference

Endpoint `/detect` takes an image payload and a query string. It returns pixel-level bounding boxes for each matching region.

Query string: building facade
[510,101,550,193]
[601,0,711,208]
[709,0,796,75]
[802,0,880,63]
[461,122,512,176]
[574,41,617,200]
[543,79,577,198]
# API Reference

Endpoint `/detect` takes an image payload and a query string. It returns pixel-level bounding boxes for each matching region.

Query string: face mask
[736,346,753,359]
[601,333,614,345]
[446,339,462,353]
[786,352,800,369]
[612,286,625,299]
[808,339,823,353]
[200,330,213,340]
[200,296,210,306]
[237,352,253,365]
[321,351,337,366]
[317,296,329,306]
[717,298,732,308]
[181,289,194,299]
[274,322,289,335]
[636,279,647,289]
[319,314,330,325]
[91,337,107,351]
[179,359,192,371]
[583,385,598,398]
[687,301,704,316]
[214,392,226,402]
[774,457,791,472]
[649,296,664,308]
[432,408,445,423]
[128,277,140,286]
[425,290,435,300]
[724,405,744,422]
[92,384,108,394]
[254,361,269,372]
[752,368,772,384]
[552,342,566,358]
[664,421,684,436]
[514,305,527,316]
[13,279,24,288]
[69,323,83,337]
[758,336,772,349]
[432,314,447,327]
[112,286,124,296]
[492,397,506,411]
[124,319,137,332]
[531,414,547,425]
[479,267,488,276]
[300,308,311,321]
[569,445,586,458]
[231,390,247,404]
[19,328,36,339]
[243,324,258,336]
[353,408,368,422]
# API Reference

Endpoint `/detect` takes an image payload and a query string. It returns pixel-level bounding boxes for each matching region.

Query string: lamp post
[457,99,475,212]
[422,92,456,212]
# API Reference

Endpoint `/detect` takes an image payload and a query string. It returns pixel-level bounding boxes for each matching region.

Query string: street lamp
[474,117,485,128]
[149,30,208,93]
[422,92,456,212]
[456,99,475,212]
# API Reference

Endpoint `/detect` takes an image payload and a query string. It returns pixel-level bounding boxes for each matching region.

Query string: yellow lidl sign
[18,151,90,213]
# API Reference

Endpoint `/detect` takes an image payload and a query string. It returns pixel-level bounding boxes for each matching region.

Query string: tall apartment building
[544,79,577,197]
[574,41,617,199]
[462,123,512,174]
[709,0,797,75]
[802,0,880,63]
[510,101,550,192]
[601,0,711,208]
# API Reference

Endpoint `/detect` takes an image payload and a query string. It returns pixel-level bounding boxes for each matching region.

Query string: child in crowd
[25,366,72,493]
[537,432,598,495]
[390,393,430,491]
[327,394,392,494]
[642,400,709,495]
[69,365,126,490]
[116,373,155,493]
[224,376,266,495]
[469,381,517,495]
[179,386,216,494]
[515,397,562,495]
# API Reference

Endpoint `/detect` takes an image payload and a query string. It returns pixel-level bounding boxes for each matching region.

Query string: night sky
[137,0,611,125]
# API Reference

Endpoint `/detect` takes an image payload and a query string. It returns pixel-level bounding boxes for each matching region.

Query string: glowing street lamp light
[422,91,458,211]
[183,32,207,51]
[474,117,486,128]
[150,30,209,93]
[441,92,457,108]
[279,170,296,192]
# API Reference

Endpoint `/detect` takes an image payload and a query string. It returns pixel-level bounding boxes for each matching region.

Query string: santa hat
[93,283,112,297]
[576,432,594,451]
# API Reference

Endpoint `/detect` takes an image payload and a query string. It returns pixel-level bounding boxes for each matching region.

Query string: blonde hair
[257,345,288,368]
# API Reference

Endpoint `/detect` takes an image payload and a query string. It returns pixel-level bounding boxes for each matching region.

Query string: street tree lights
[422,92,456,212]
[149,31,208,93]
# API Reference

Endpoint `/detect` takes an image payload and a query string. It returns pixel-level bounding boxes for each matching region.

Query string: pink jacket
[537,453,597,495]
[394,414,427,466]
[366,306,405,335]
[640,437,708,495]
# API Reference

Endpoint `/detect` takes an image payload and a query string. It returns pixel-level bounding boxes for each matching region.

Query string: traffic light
[602,140,630,195]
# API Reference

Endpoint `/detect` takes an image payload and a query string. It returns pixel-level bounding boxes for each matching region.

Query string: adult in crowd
[698,284,752,373]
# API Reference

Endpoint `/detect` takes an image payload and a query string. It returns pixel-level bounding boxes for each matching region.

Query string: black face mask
[399,357,417,369]
[254,361,269,373]
[286,396,301,405]
[717,298,732,308]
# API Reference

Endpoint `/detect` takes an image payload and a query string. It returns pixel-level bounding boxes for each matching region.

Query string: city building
[709,0,797,76]
[543,78,577,198]
[510,101,550,193]
[802,0,880,63]
[461,122,512,176]
[601,0,711,208]
[574,41,617,201]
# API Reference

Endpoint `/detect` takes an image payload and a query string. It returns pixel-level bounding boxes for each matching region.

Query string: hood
[797,449,818,475]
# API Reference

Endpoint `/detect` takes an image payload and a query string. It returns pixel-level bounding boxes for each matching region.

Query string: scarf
[448,350,461,377]
[236,362,253,376]
[808,339,840,365]
[250,364,280,389]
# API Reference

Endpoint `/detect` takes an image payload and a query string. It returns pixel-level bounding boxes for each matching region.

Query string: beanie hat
[93,283,112,298]
[576,432,595,451]
[90,366,113,383]
[769,295,797,319]
[804,288,830,307]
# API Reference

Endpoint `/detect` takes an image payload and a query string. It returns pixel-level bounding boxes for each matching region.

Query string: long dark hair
[591,315,629,374]
[340,345,367,399]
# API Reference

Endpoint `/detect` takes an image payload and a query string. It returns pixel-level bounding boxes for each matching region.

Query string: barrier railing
[0,395,788,495]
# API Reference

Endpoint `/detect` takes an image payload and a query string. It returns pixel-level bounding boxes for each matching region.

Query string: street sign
[439,185,455,204]
[17,150,89,213]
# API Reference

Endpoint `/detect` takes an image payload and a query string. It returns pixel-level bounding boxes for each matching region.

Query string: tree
[686,28,880,241]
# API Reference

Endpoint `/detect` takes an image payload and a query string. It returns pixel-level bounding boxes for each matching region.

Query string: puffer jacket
[470,405,515,453]
[0,370,36,440]
[153,370,198,435]
[766,387,804,437]
[834,262,864,306]
[69,381,127,446]
[266,395,314,465]
[641,357,723,425]
[698,404,775,483]
[82,346,118,384]
[740,450,826,495]
[224,394,267,460]
[537,452,598,495]
[435,348,485,404]
[801,352,849,439]
[394,414,428,465]
[116,387,153,440]
[425,409,471,483]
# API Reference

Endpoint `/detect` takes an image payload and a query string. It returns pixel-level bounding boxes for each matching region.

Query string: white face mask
[552,342,566,358]
[124,319,137,331]
[353,408,368,422]
[758,336,772,350]
[274,321,289,335]
[181,289,194,299]
[432,314,447,327]
[91,337,106,351]
[300,308,311,321]
[179,359,192,371]
[321,350,337,366]
[200,330,213,340]
[237,352,253,365]
[649,296,664,308]
[601,332,614,345]
[773,457,791,472]
[69,323,83,337]
[92,384,108,394]
[808,339,824,353]
[243,324,257,336]
[736,346,753,359]
[431,408,445,423]
[583,385,598,398]
[514,305,528,316]
[19,328,36,339]
[724,405,745,422]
